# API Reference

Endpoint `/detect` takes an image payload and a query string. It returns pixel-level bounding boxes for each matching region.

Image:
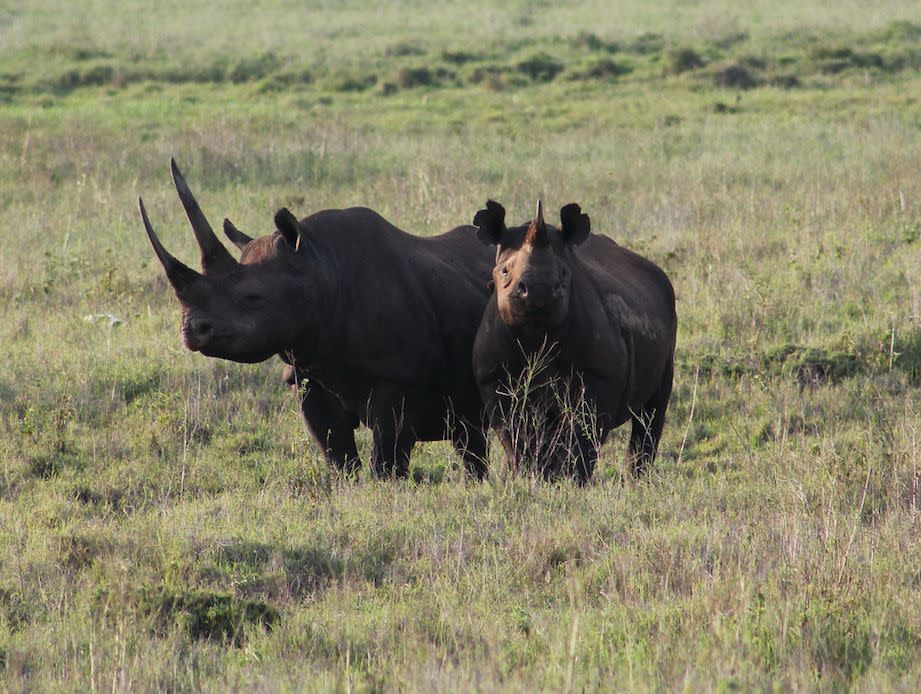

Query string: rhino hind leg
[297,379,361,476]
[570,433,598,485]
[452,424,489,480]
[628,360,674,476]
[371,421,416,479]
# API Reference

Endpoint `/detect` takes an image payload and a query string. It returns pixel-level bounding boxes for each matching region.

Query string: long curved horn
[139,196,200,289]
[526,197,550,249]
[170,158,237,274]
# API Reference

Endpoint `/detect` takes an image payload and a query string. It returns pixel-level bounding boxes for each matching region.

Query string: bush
[627,32,665,55]
[570,58,631,81]
[442,50,480,65]
[663,47,705,75]
[712,62,761,89]
[468,64,521,91]
[329,73,377,92]
[394,66,454,89]
[141,585,278,645]
[515,53,564,82]
[808,44,884,74]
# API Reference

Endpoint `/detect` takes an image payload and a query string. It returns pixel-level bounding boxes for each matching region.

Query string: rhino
[139,160,494,478]
[471,200,677,482]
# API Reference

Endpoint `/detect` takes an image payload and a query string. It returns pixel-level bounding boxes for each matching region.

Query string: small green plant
[140,584,278,645]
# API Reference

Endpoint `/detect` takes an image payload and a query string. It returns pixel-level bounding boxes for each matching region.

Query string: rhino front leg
[293,376,361,476]
[368,385,419,479]
[480,386,521,475]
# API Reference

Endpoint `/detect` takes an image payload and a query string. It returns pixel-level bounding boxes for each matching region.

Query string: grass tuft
[140,584,279,645]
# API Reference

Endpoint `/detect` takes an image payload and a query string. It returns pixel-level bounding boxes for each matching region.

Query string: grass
[3,0,921,690]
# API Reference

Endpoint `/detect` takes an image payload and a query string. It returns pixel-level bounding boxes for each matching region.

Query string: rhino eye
[500,266,509,275]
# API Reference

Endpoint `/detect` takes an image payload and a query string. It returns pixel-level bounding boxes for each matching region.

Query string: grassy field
[4,0,921,690]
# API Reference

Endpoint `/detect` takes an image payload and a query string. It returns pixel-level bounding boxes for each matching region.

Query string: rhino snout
[515,278,558,309]
[183,317,215,351]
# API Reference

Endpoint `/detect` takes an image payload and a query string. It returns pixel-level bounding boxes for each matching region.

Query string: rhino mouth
[508,302,565,323]
[183,330,277,364]
[182,332,210,353]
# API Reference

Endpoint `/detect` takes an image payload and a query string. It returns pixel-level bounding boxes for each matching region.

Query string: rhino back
[297,209,492,401]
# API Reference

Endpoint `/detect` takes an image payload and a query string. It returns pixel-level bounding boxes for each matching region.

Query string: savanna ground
[3,1,921,690]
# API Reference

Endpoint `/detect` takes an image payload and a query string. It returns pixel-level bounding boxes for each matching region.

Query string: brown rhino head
[474,199,590,329]
[139,159,311,363]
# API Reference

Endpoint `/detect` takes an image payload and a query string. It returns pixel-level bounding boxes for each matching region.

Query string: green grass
[4,0,921,690]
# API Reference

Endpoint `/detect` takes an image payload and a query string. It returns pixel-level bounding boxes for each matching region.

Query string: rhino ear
[274,208,302,251]
[223,218,254,251]
[473,200,506,246]
[559,203,590,245]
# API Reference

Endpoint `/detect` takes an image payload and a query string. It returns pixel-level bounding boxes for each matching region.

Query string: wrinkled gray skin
[472,200,677,482]
[140,160,494,478]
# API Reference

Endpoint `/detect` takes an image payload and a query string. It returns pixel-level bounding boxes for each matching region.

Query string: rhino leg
[296,379,361,476]
[628,360,674,476]
[569,431,598,485]
[370,422,416,479]
[539,430,596,483]
[368,386,419,479]
[493,426,518,472]
[452,423,488,480]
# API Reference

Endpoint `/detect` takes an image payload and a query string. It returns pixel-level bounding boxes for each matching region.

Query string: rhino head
[474,199,590,329]
[140,159,312,363]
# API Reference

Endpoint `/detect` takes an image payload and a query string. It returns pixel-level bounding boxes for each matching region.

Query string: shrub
[663,47,705,75]
[712,62,761,89]
[394,66,454,89]
[140,585,278,645]
[442,50,480,64]
[627,32,665,55]
[571,58,631,81]
[515,53,564,82]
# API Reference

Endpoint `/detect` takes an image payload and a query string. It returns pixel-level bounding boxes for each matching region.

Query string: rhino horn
[139,196,200,289]
[526,197,550,249]
[171,158,238,274]
[223,218,254,250]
